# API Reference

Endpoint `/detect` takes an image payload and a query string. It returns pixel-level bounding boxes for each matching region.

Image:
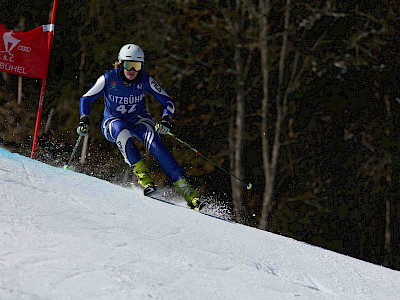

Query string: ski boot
[132,160,156,196]
[173,177,201,210]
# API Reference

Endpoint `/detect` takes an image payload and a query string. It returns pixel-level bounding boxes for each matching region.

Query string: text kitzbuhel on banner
[0,23,53,79]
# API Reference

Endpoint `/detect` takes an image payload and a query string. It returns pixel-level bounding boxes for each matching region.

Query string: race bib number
[116,104,137,114]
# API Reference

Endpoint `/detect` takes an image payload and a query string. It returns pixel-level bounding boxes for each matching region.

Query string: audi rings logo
[18,45,31,52]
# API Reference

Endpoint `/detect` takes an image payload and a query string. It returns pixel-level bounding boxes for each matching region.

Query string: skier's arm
[79,75,106,116]
[77,75,105,136]
[146,75,175,118]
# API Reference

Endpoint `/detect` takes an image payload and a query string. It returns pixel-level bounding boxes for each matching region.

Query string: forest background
[0,0,400,271]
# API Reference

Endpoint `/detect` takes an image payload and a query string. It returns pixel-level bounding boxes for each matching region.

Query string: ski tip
[143,185,157,196]
[63,165,70,170]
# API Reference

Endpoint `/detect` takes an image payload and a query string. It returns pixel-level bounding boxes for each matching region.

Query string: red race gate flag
[0,0,57,159]
[0,23,53,79]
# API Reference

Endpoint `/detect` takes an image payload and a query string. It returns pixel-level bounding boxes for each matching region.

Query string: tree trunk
[0,72,8,86]
[17,76,23,104]
[229,104,244,223]
[229,0,250,223]
[384,195,391,266]
[258,0,271,229]
[80,134,89,164]
[44,107,55,134]
[230,55,246,222]
[259,0,291,230]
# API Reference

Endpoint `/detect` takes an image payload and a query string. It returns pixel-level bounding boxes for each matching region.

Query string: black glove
[76,114,90,136]
[155,114,171,135]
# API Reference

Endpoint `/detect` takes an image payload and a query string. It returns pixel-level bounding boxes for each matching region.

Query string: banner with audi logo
[0,23,52,79]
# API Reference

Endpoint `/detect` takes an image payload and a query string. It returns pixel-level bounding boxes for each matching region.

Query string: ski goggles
[122,61,143,72]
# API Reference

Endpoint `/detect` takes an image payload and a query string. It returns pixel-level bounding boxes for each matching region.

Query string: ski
[146,189,234,224]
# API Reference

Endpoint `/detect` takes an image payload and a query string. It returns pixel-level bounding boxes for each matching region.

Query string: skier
[76,43,201,210]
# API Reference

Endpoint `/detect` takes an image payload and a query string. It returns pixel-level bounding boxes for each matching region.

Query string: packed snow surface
[0,148,399,299]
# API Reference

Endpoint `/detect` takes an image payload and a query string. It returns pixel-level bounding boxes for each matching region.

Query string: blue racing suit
[79,69,184,183]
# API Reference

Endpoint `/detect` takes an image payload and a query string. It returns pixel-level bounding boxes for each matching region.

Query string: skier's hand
[76,114,90,136]
[155,114,171,135]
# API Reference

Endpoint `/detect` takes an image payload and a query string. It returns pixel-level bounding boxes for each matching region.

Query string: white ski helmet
[118,44,144,63]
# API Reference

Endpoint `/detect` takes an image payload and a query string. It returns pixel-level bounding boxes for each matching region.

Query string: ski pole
[63,135,82,170]
[167,132,252,190]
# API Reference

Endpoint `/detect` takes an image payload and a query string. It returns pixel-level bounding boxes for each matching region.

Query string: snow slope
[0,148,399,300]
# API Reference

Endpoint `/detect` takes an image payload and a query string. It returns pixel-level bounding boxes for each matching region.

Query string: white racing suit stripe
[135,115,156,151]
[116,129,132,165]
[102,117,120,142]
[83,75,106,97]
